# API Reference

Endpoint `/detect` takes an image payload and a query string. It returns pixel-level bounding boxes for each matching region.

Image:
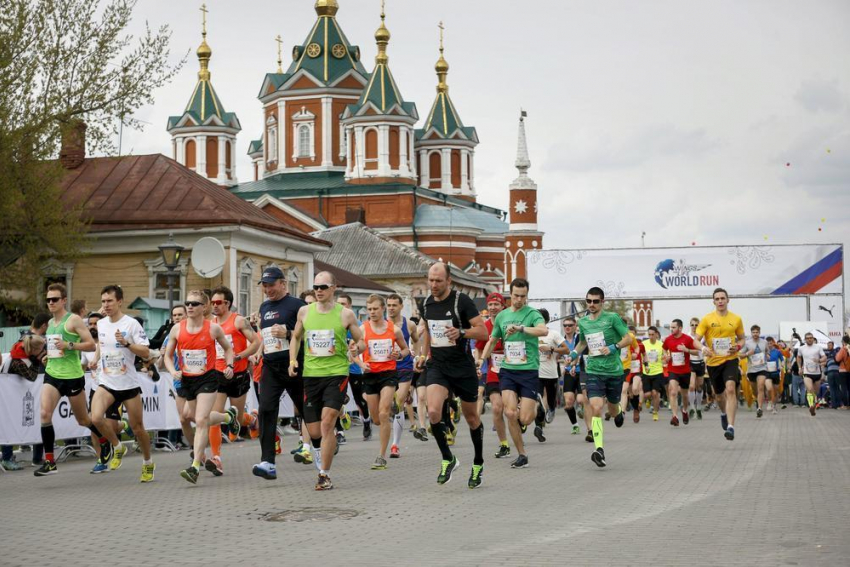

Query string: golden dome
[435,54,449,74]
[315,0,339,17]
[375,22,390,43]
[197,39,212,59]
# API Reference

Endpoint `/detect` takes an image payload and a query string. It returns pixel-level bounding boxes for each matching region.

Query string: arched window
[267,125,277,163]
[298,125,311,158]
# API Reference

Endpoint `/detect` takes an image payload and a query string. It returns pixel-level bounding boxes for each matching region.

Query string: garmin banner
[527,244,844,300]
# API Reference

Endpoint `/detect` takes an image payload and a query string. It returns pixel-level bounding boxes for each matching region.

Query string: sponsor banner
[527,244,843,299]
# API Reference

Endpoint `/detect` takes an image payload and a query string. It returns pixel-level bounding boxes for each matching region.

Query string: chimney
[345,207,366,224]
[59,120,87,169]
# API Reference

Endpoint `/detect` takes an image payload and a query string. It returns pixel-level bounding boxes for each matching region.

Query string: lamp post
[158,233,184,316]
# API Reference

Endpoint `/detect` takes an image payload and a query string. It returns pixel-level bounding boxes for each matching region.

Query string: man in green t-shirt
[569,286,631,468]
[479,278,548,470]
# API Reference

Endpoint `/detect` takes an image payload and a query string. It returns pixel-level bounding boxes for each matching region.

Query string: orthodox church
[167,0,543,291]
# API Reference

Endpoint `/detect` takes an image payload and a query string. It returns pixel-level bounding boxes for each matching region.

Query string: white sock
[392,412,403,446]
[312,446,323,472]
[688,390,696,407]
[695,391,703,409]
[143,459,152,465]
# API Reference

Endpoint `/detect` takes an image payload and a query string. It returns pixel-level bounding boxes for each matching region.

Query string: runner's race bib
[307,330,335,357]
[429,320,455,348]
[749,352,765,367]
[586,332,606,357]
[671,352,686,366]
[804,361,820,374]
[504,341,528,365]
[767,361,778,372]
[101,349,126,376]
[491,353,504,372]
[620,348,629,362]
[216,334,234,359]
[182,349,207,374]
[262,327,288,353]
[647,349,659,363]
[713,338,731,356]
[630,360,642,373]
[46,334,63,358]
[368,338,393,362]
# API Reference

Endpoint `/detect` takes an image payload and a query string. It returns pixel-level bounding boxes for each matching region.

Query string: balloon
[691,241,696,246]
[821,218,826,222]
[763,235,768,240]
[818,228,823,232]
[786,162,791,167]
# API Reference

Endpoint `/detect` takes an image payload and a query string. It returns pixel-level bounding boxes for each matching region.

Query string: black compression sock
[566,407,577,425]
[470,423,484,465]
[430,422,453,461]
[41,424,56,454]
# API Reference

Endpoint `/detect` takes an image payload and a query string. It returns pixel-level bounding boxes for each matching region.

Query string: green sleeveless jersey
[303,303,350,377]
[45,312,83,379]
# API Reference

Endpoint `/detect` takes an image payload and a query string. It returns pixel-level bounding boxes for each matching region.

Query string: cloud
[543,123,720,172]
[794,78,845,113]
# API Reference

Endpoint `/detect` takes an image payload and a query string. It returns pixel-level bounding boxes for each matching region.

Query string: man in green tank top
[34,283,100,477]
[289,271,365,491]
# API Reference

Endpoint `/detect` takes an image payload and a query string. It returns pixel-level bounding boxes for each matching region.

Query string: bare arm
[288,306,307,375]
[212,323,234,378]
[66,314,96,352]
[236,316,262,359]
[163,325,181,377]
[393,326,410,359]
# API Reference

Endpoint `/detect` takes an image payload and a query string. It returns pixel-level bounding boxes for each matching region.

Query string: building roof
[58,154,329,247]
[311,222,490,289]
[315,260,393,293]
[414,204,507,235]
[285,2,367,86]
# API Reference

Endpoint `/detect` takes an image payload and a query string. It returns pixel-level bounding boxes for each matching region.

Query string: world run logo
[654,259,719,289]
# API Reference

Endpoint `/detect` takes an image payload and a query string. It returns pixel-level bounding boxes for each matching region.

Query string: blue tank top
[397,317,413,370]
[347,330,362,375]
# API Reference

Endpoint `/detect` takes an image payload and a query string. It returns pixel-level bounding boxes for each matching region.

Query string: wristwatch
[459,328,465,339]
[68,342,75,350]
[227,364,234,369]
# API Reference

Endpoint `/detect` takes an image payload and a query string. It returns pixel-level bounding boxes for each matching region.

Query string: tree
[0,0,184,314]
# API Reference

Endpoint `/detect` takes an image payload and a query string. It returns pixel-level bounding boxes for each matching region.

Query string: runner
[161,305,196,451]
[561,316,584,435]
[163,290,240,484]
[34,283,102,477]
[205,286,262,476]
[90,285,155,482]
[414,262,488,488]
[694,288,746,440]
[337,294,373,442]
[289,271,365,490]
[662,319,699,426]
[479,278,548,469]
[568,286,630,467]
[386,293,419,458]
[687,317,707,420]
[410,316,429,441]
[252,266,307,480]
[738,324,769,418]
[361,294,410,469]
[475,293,510,456]
[765,336,784,414]
[641,327,665,422]
[536,308,569,440]
[796,332,826,416]
[623,325,645,423]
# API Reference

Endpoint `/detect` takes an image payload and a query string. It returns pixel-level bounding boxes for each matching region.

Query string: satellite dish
[191,237,225,278]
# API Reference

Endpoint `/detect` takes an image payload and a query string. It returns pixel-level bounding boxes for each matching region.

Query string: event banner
[527,244,843,300]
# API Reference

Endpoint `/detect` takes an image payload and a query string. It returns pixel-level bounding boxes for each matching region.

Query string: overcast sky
[120,0,849,292]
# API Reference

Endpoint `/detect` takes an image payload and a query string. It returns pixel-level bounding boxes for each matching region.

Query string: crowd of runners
[3,262,847,490]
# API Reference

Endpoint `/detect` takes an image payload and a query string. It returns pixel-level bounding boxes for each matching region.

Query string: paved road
[3,405,849,566]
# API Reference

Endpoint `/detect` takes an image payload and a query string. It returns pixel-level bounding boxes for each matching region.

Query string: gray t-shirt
[743,338,768,374]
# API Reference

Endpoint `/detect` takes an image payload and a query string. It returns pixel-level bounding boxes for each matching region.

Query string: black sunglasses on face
[185,301,203,307]
[46,297,62,303]
[585,299,602,305]
[313,284,332,291]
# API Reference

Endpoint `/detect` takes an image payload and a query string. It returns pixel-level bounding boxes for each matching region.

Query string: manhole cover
[261,508,359,522]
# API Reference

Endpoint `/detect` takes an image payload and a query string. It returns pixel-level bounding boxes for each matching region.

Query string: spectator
[835,335,850,409]
[825,341,841,408]
[790,341,805,407]
[70,299,88,319]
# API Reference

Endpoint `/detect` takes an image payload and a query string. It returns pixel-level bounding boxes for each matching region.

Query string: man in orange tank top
[164,290,240,485]
[203,286,262,476]
[360,294,410,470]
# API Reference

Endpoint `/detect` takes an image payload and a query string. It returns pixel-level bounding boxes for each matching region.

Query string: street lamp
[158,233,184,315]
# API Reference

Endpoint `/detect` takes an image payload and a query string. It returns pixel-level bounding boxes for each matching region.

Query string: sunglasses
[313,284,332,291]
[46,297,62,303]
[185,301,204,308]
[563,323,575,328]
[585,299,602,305]
[210,300,226,306]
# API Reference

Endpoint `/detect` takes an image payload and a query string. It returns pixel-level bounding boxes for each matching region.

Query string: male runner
[475,293,510,456]
[797,332,826,416]
[90,285,155,482]
[410,316,429,441]
[694,288,746,440]
[662,319,699,426]
[561,316,584,435]
[535,308,569,439]
[480,278,548,469]
[289,271,365,490]
[568,287,630,467]
[252,267,307,479]
[163,290,239,484]
[337,294,373,441]
[688,317,707,420]
[386,293,418,458]
[206,286,261,475]
[34,283,101,477]
[642,327,665,421]
[738,324,769,418]
[361,294,409,469]
[414,263,488,488]
[764,337,784,413]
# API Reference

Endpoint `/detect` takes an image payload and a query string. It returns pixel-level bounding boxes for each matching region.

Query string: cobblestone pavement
[2,405,849,566]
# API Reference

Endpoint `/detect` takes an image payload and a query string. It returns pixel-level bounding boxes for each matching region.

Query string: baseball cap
[258,266,285,284]
[486,292,505,305]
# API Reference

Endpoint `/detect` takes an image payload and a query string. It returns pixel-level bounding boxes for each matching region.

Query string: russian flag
[772,247,843,295]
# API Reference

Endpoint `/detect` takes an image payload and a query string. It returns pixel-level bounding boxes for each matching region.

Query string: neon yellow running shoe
[340,410,352,431]
[140,462,155,483]
[109,444,128,471]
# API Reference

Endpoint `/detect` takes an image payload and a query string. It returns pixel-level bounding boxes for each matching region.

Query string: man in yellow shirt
[694,288,745,441]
